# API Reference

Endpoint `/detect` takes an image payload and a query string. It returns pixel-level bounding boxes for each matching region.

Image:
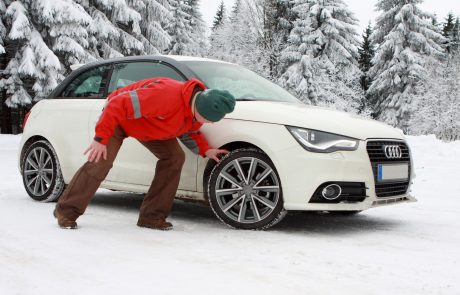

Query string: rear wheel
[207,148,286,230]
[21,140,65,202]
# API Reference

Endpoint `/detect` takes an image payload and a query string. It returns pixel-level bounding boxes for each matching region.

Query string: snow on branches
[368,0,445,129]
[278,0,363,114]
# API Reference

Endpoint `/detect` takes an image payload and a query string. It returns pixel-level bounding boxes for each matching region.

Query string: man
[54,77,236,230]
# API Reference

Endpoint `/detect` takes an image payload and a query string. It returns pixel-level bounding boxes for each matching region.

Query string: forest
[1,0,459,140]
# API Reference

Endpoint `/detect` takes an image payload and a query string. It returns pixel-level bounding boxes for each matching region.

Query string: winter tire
[21,140,65,202]
[208,148,286,230]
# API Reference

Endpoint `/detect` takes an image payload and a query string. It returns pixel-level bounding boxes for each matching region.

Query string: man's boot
[137,219,173,231]
[53,209,78,229]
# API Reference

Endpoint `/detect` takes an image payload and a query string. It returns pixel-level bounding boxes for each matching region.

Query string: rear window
[60,65,111,98]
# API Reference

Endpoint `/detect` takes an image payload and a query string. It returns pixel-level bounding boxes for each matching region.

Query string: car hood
[226,101,404,140]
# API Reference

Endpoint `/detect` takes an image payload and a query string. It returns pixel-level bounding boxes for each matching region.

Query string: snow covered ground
[0,134,459,295]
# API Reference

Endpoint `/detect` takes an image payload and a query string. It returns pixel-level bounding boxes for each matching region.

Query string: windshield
[183,61,300,103]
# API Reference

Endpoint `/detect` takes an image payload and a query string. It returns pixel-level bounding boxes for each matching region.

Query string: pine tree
[184,0,208,56]
[0,0,6,55]
[79,0,144,58]
[3,1,64,103]
[208,0,228,59]
[409,52,460,140]
[0,0,98,108]
[30,0,95,70]
[230,0,241,23]
[167,0,194,55]
[451,17,460,53]
[208,0,292,80]
[368,0,445,128]
[130,0,172,54]
[358,23,374,92]
[0,1,37,107]
[278,0,363,113]
[263,0,296,79]
[443,12,456,53]
[209,0,252,62]
[212,0,226,31]
[430,13,442,33]
[0,0,11,134]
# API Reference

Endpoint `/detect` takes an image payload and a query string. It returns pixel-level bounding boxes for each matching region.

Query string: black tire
[207,148,286,230]
[21,140,65,202]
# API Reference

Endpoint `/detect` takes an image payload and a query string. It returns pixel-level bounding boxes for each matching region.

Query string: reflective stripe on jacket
[94,77,210,157]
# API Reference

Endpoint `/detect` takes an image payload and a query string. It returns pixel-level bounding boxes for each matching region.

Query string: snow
[0,134,459,294]
[278,0,364,113]
[368,0,446,127]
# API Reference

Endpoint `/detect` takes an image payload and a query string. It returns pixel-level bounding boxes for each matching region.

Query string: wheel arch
[20,135,67,202]
[19,135,63,177]
[20,135,49,173]
[202,140,271,202]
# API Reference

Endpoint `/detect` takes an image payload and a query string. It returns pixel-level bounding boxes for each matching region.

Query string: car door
[42,65,111,179]
[89,61,198,191]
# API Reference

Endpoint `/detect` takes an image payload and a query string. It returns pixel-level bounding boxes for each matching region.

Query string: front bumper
[270,137,416,212]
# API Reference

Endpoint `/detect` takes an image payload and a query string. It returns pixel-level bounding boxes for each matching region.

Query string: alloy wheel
[213,155,281,225]
[24,146,54,197]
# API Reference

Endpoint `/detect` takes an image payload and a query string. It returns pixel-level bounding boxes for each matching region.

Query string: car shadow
[274,211,402,236]
[90,191,402,236]
[90,191,217,222]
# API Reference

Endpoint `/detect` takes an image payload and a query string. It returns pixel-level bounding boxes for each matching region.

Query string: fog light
[321,184,342,200]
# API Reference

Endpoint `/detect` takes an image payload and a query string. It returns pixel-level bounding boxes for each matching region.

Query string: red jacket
[94,77,210,157]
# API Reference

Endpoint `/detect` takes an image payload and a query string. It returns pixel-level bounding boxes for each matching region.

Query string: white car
[18,55,416,230]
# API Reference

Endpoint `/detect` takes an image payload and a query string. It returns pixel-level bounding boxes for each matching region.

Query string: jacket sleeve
[94,93,134,145]
[178,129,210,158]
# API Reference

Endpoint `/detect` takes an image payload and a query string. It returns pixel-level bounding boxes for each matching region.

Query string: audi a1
[18,55,416,229]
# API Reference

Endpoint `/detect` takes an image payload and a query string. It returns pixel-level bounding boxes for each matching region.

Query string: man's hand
[205,148,229,162]
[84,140,107,163]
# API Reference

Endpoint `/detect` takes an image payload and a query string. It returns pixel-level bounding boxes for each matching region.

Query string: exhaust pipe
[321,184,342,200]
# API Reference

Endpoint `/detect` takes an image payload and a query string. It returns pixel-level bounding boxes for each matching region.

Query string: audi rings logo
[383,145,402,159]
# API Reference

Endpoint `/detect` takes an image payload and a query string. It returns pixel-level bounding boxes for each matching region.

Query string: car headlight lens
[286,127,359,153]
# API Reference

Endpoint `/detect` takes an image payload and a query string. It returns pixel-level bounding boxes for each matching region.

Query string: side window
[107,62,185,94]
[61,65,111,98]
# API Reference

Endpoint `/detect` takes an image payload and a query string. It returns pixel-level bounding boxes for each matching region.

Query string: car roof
[74,54,232,71]
[165,55,232,63]
[50,55,232,98]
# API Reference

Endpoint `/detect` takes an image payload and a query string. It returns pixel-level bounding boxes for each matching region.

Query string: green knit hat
[195,89,236,122]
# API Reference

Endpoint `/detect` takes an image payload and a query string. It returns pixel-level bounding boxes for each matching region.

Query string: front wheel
[207,148,286,230]
[21,140,65,202]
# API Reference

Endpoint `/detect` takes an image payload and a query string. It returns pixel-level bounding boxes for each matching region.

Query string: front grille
[366,140,411,198]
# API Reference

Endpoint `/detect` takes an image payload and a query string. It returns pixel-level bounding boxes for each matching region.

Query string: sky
[200,0,460,33]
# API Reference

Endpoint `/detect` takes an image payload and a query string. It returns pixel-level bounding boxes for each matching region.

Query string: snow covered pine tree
[208,0,228,60]
[80,0,144,58]
[184,0,208,57]
[129,0,171,55]
[358,23,375,93]
[278,0,364,113]
[0,0,95,107]
[0,0,6,56]
[409,14,460,140]
[367,0,445,129]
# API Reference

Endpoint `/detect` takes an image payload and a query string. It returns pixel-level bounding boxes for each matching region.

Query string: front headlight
[286,126,359,153]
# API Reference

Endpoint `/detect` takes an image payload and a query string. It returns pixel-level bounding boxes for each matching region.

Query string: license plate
[377,164,409,182]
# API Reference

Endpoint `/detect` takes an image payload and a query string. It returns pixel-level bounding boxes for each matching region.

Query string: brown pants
[55,126,185,223]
